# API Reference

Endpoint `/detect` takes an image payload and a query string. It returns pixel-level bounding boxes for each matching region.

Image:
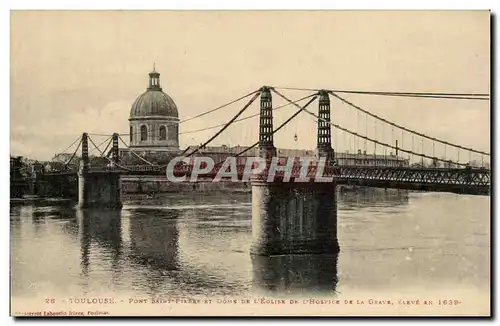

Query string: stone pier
[77,132,122,209]
[250,178,338,256]
[78,170,123,209]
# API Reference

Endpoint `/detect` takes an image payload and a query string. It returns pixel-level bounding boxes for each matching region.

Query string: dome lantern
[148,63,162,91]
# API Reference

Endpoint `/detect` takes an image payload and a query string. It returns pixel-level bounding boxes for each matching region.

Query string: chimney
[363,150,367,155]
[358,149,361,155]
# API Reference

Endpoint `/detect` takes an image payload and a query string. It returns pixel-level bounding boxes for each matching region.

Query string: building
[183,145,409,167]
[10,156,25,179]
[335,150,408,167]
[126,67,180,154]
[52,153,77,164]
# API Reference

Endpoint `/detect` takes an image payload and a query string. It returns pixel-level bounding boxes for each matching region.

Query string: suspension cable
[87,135,132,171]
[273,89,471,167]
[118,136,156,166]
[89,136,112,156]
[273,86,489,99]
[332,92,488,101]
[179,94,314,136]
[382,123,386,158]
[364,114,367,152]
[62,138,82,168]
[178,91,288,155]
[391,127,394,152]
[87,135,108,158]
[329,92,490,156]
[88,133,113,137]
[401,129,404,155]
[421,137,424,166]
[100,137,113,158]
[356,110,360,151]
[52,135,82,161]
[186,92,260,157]
[179,89,260,124]
[335,124,338,152]
[155,93,320,170]
[412,134,414,163]
[223,94,318,159]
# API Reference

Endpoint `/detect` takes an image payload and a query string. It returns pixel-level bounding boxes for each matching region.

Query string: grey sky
[10,10,490,161]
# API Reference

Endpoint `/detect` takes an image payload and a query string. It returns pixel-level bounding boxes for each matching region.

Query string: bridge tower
[317,90,335,162]
[250,88,339,256]
[112,133,119,164]
[258,86,277,160]
[78,132,122,209]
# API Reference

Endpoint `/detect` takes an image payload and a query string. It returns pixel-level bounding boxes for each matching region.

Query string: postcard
[10,10,491,317]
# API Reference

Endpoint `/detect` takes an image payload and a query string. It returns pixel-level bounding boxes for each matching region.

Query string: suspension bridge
[17,84,489,255]
[37,87,490,191]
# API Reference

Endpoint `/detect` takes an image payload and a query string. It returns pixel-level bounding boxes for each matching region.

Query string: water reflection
[251,254,338,297]
[125,192,250,208]
[128,208,180,271]
[76,209,123,278]
[338,189,409,209]
[30,201,76,221]
[9,192,490,301]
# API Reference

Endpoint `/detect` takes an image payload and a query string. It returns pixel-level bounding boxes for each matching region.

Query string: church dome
[129,69,179,118]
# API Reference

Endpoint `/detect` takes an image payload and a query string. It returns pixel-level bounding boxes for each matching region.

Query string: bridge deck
[40,163,490,196]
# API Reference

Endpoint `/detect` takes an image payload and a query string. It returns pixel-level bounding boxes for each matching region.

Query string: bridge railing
[120,164,489,186]
[334,165,490,186]
[42,162,490,188]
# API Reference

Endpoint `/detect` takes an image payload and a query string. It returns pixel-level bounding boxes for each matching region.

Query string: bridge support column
[250,180,338,256]
[258,86,277,159]
[250,87,338,256]
[112,133,119,164]
[77,132,122,209]
[78,171,122,209]
[317,90,335,162]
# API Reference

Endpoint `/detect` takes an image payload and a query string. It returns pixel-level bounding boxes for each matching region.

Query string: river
[10,190,490,315]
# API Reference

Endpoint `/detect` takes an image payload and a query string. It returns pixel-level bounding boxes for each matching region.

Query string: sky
[10,10,490,162]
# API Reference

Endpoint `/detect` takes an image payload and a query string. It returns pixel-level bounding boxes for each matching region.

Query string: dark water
[10,191,490,302]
